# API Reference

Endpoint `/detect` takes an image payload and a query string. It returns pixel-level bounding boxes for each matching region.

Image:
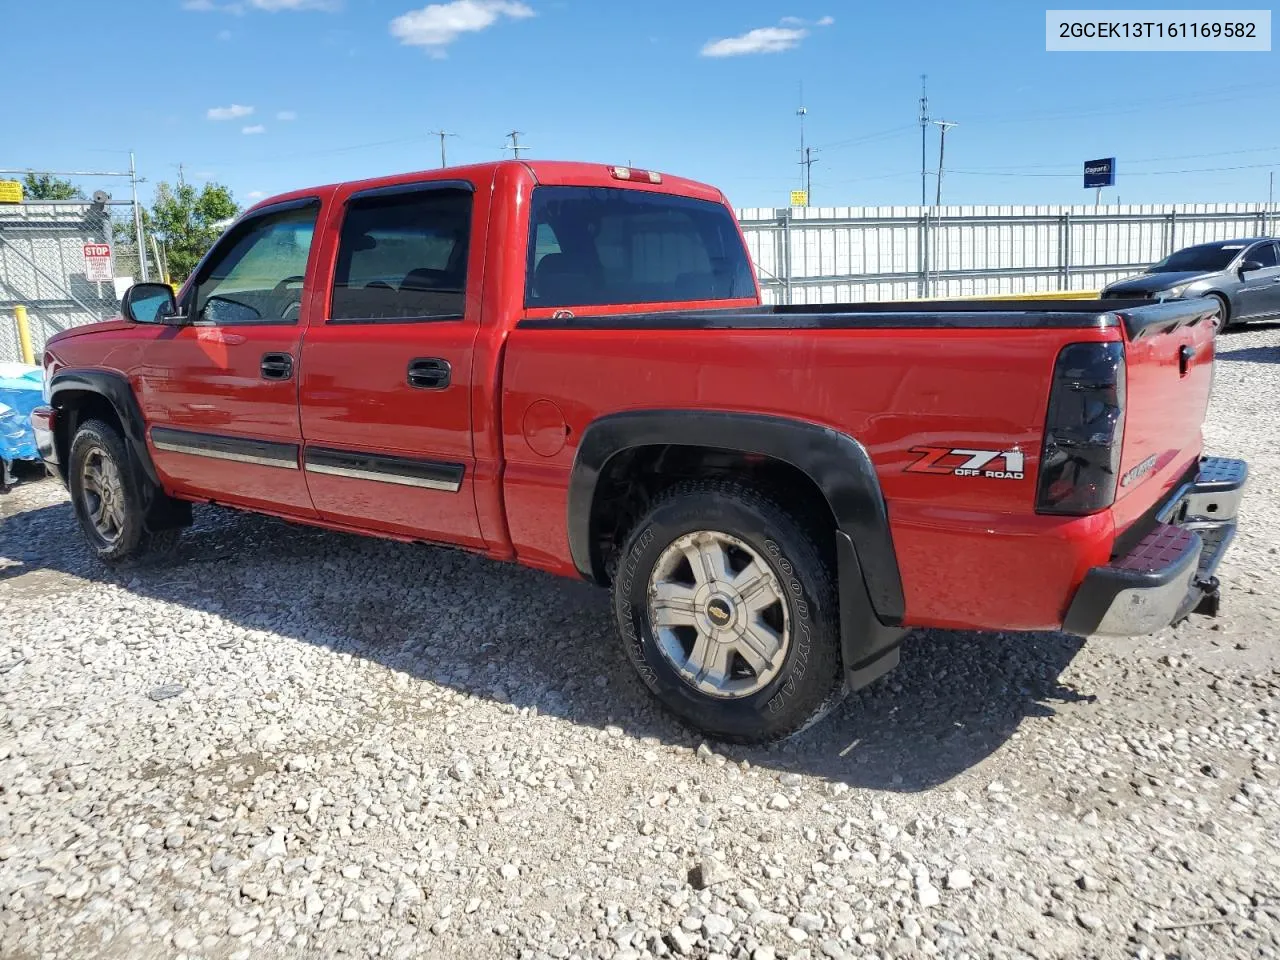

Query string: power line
[951,159,1280,178]
[966,82,1277,127]
[942,144,1280,175]
[814,125,915,152]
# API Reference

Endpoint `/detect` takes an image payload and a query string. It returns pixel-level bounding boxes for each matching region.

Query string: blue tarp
[0,364,43,464]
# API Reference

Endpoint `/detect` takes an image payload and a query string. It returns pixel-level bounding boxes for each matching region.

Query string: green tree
[148,181,240,282]
[21,172,84,200]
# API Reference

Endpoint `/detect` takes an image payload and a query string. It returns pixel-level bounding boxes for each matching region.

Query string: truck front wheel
[68,419,181,565]
[612,480,844,743]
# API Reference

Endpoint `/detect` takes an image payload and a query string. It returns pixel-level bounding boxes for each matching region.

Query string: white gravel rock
[2,324,1280,958]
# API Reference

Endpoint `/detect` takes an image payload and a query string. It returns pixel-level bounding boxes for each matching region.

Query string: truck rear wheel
[612,480,844,743]
[68,419,181,565]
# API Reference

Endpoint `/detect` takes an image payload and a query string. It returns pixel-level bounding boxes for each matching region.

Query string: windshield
[525,186,755,307]
[1149,244,1241,272]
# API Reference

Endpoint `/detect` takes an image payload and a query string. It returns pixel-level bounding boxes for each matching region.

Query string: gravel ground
[3,323,1280,960]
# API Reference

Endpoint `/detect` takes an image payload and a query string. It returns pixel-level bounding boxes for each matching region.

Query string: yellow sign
[0,181,22,204]
[789,190,808,206]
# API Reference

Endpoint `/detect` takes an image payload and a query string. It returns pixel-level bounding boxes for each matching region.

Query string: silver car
[1100,238,1280,330]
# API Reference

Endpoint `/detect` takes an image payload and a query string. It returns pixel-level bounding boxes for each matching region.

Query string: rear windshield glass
[1150,244,1239,272]
[525,186,755,307]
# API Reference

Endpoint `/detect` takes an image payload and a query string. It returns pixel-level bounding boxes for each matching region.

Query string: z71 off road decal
[906,446,1026,480]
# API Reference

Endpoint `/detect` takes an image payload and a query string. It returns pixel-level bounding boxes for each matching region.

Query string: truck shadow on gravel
[3,493,1095,793]
[1216,342,1280,363]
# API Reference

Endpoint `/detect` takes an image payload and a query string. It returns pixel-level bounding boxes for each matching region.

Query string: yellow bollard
[14,305,34,365]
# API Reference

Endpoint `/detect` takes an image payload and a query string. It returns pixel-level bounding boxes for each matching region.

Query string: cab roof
[245,160,728,216]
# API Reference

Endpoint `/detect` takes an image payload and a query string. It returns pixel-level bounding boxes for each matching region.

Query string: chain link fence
[0,201,162,364]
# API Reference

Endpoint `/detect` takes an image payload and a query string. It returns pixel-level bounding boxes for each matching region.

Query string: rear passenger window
[525,186,755,308]
[330,186,472,322]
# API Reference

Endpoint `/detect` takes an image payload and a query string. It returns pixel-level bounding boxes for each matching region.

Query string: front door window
[190,204,318,324]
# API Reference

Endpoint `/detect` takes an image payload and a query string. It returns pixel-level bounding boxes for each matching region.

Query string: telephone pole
[428,130,457,168]
[504,130,528,159]
[129,151,149,282]
[932,119,957,207]
[796,83,808,204]
[800,147,819,206]
[919,74,930,207]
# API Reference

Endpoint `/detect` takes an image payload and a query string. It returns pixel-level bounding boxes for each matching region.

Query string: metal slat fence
[737,203,1280,305]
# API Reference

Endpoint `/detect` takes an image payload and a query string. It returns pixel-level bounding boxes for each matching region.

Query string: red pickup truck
[31,160,1246,743]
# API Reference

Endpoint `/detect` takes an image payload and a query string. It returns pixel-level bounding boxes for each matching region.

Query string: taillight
[609,165,663,184]
[1036,341,1126,516]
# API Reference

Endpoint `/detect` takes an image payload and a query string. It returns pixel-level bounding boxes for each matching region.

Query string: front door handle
[261,353,294,381]
[408,357,451,390]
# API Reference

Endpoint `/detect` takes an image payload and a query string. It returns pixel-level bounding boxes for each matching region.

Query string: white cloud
[701,26,807,57]
[242,124,266,134]
[246,190,266,199]
[390,0,534,57]
[276,110,298,121]
[700,16,833,57]
[207,103,254,120]
[216,28,233,39]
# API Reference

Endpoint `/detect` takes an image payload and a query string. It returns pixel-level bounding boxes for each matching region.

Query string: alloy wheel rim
[79,445,125,546]
[646,530,790,699]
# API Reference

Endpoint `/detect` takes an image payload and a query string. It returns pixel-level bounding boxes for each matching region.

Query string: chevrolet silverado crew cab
[32,161,1247,743]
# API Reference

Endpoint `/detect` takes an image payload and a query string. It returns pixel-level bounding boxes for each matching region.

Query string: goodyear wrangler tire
[612,479,844,743]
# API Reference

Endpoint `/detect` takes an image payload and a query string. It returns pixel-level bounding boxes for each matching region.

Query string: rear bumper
[1063,456,1247,637]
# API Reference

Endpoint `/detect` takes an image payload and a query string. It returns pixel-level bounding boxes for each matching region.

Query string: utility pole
[504,130,528,159]
[796,83,808,205]
[129,151,149,282]
[919,74,929,207]
[1270,171,1276,234]
[932,119,957,208]
[428,130,457,168]
[800,146,819,206]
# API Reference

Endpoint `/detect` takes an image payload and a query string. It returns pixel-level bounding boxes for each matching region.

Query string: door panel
[1237,242,1280,318]
[299,322,481,544]
[298,180,484,548]
[137,198,324,515]
[138,325,312,513]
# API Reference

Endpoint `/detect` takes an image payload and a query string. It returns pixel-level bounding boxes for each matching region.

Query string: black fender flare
[49,369,161,487]
[48,368,190,531]
[567,410,907,687]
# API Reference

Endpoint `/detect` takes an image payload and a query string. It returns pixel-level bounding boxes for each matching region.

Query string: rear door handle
[261,353,294,381]
[407,357,451,390]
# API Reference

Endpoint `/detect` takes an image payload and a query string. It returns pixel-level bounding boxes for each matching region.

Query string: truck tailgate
[1109,298,1220,535]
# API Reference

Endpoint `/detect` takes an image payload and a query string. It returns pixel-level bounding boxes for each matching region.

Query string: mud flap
[836,530,906,690]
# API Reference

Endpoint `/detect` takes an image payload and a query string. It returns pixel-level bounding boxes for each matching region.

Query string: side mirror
[121,282,180,324]
[1239,260,1264,276]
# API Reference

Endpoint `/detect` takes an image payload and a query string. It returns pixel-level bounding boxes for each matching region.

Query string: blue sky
[6,1,1278,209]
